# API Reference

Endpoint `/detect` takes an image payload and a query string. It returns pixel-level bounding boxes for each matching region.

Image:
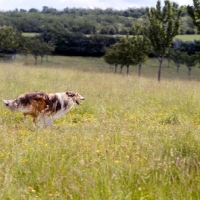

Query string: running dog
[3,90,85,128]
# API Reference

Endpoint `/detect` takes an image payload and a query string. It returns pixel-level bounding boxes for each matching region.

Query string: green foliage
[0,26,23,53]
[0,6,196,35]
[0,26,14,50]
[169,49,184,72]
[146,0,183,56]
[104,34,136,74]
[183,53,199,75]
[104,26,151,75]
[21,37,55,65]
[131,25,151,75]
[47,32,119,56]
[146,0,184,81]
[187,0,200,31]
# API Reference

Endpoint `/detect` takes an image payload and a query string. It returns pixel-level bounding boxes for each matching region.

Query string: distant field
[11,54,200,81]
[175,34,200,41]
[104,34,200,41]
[1,58,200,199]
[22,33,200,41]
[22,32,41,37]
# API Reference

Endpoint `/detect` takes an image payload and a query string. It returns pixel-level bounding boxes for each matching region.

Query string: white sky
[0,0,194,12]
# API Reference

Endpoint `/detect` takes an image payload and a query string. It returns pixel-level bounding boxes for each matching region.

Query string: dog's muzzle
[3,100,9,107]
[76,96,85,105]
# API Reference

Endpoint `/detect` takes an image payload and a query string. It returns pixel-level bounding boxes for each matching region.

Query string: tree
[0,26,14,51]
[146,0,184,81]
[169,48,184,72]
[117,34,137,75]
[104,43,122,73]
[169,39,185,72]
[29,38,42,65]
[105,30,150,75]
[29,38,55,65]
[39,41,55,64]
[21,37,32,65]
[183,53,199,75]
[195,40,200,66]
[10,29,23,59]
[28,8,39,13]
[131,25,151,76]
[187,0,200,31]
[104,46,117,72]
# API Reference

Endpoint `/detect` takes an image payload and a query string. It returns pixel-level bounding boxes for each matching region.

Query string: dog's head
[66,91,85,105]
[3,99,19,111]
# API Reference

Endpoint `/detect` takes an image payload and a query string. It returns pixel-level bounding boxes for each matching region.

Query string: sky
[0,0,194,12]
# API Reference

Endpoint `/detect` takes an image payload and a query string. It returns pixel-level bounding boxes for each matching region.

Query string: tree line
[0,26,120,59]
[104,0,200,81]
[0,5,197,35]
[0,0,200,74]
[0,26,55,65]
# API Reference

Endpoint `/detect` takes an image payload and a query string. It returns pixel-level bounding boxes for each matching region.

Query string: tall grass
[0,60,200,199]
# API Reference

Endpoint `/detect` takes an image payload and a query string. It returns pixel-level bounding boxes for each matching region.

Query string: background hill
[0,7,197,35]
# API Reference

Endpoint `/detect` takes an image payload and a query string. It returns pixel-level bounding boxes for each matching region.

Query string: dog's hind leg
[41,105,50,115]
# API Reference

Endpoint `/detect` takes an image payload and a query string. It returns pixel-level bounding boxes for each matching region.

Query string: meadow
[175,34,200,41]
[1,55,200,199]
[23,32,200,42]
[125,34,200,41]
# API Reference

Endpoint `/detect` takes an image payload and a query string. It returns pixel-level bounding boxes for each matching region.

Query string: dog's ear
[66,91,70,95]
[66,91,75,97]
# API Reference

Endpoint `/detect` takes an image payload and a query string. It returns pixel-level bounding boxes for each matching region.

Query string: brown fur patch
[19,92,52,115]
[49,95,61,113]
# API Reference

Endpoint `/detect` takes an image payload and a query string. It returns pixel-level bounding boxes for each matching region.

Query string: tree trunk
[34,56,37,65]
[167,58,170,68]
[25,54,28,65]
[12,53,16,61]
[188,67,191,76]
[138,61,142,76]
[126,64,129,75]
[176,63,180,73]
[115,64,117,73]
[41,56,44,64]
[158,56,164,82]
[120,65,123,74]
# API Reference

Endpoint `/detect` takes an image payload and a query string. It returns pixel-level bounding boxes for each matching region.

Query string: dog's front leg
[33,116,40,127]
[23,114,28,124]
[40,115,54,128]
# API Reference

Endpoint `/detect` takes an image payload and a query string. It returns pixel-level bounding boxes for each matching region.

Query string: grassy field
[175,34,200,41]
[22,33,41,37]
[22,32,199,41]
[106,34,200,42]
[1,56,200,199]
